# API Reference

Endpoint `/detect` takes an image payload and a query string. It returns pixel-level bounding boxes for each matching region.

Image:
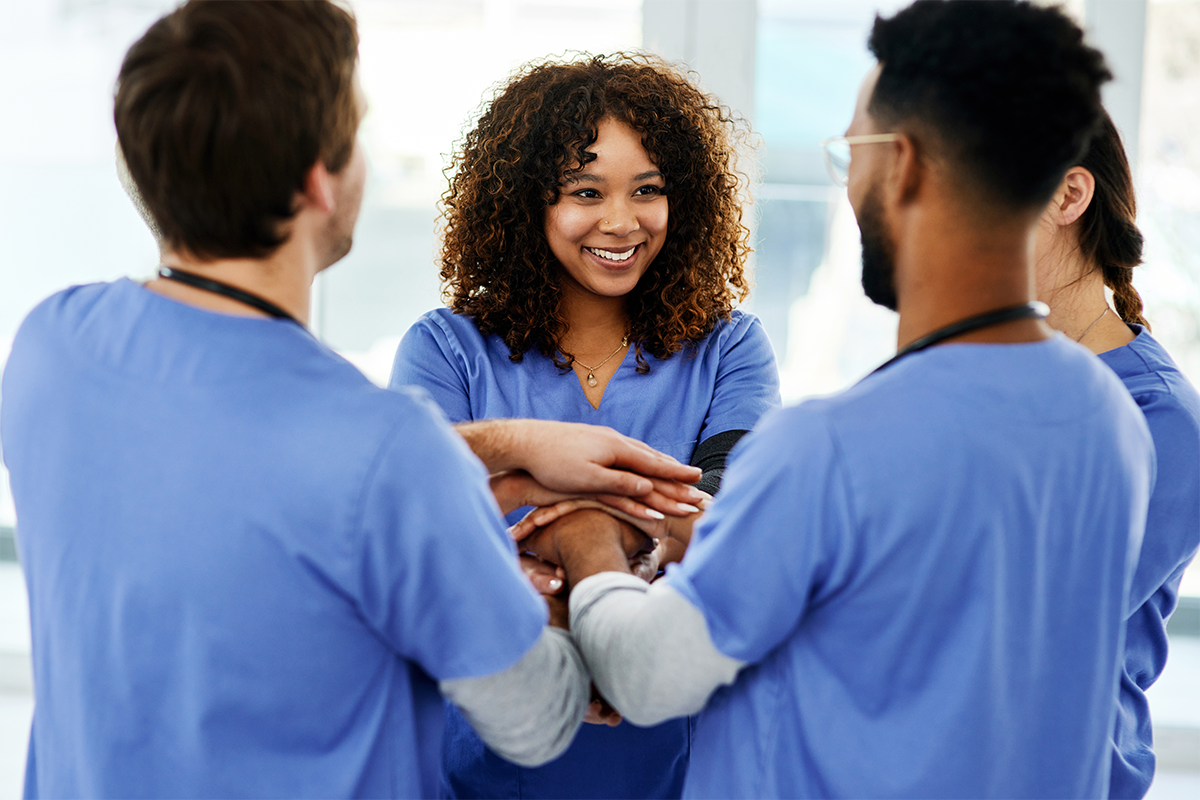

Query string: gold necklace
[572,335,629,387]
[1077,307,1110,343]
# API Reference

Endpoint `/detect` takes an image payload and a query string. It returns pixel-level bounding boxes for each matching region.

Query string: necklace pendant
[587,372,598,387]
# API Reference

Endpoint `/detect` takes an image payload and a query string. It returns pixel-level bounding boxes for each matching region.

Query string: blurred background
[0,0,1198,796]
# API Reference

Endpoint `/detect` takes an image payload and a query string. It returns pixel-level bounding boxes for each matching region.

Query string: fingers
[509,421,701,500]
[512,499,669,542]
[510,499,611,542]
[491,470,582,516]
[583,699,623,727]
[595,486,700,520]
[575,463,654,499]
[519,554,564,596]
[598,502,668,540]
[647,477,710,508]
[608,437,702,484]
[585,493,668,523]
[629,547,662,583]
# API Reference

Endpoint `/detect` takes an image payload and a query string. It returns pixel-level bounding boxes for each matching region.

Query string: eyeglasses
[819,134,903,186]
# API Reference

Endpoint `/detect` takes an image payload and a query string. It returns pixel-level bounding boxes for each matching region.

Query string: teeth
[587,246,636,263]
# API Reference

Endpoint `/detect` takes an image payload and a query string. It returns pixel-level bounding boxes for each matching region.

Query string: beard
[857,185,898,311]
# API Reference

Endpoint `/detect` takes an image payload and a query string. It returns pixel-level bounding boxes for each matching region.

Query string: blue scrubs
[390,307,780,799]
[1099,326,1200,799]
[1,280,547,799]
[667,337,1153,798]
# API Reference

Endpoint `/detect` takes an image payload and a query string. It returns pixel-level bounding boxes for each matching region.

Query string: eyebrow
[563,170,665,185]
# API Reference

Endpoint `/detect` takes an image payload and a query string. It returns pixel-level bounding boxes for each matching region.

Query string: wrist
[666,512,697,551]
[458,419,524,473]
[551,510,630,584]
[489,470,527,515]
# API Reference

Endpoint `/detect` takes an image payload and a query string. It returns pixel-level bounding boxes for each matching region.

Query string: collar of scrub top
[872,301,1050,375]
[157,265,303,327]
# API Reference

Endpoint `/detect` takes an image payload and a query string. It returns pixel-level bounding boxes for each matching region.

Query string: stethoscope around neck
[871,301,1050,375]
[156,265,303,326]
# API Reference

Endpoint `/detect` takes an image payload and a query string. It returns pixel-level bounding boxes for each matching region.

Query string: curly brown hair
[440,52,753,370]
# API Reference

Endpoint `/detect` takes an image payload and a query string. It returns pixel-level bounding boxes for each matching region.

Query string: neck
[1034,244,1133,354]
[893,202,1052,350]
[148,238,320,327]
[557,280,630,354]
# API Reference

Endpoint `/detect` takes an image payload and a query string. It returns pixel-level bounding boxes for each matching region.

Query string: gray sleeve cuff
[570,572,744,727]
[439,626,589,767]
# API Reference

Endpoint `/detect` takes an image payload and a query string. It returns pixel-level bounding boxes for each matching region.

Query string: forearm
[439,626,589,767]
[569,573,743,727]
[457,419,524,473]
[553,510,637,586]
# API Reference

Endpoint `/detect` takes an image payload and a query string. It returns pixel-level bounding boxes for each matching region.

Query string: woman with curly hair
[390,53,780,799]
[1032,110,1200,800]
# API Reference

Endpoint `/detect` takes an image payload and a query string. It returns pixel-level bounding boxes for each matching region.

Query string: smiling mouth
[585,245,639,263]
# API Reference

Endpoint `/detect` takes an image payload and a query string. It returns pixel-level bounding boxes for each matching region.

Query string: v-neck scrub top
[390,307,780,799]
[1098,326,1200,799]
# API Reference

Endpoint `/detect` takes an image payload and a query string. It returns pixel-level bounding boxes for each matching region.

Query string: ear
[888,133,922,205]
[301,160,337,215]
[1046,167,1094,228]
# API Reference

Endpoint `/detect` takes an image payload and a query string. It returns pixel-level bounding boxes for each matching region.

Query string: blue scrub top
[1099,326,1200,799]
[390,307,780,799]
[1,280,547,799]
[668,336,1153,799]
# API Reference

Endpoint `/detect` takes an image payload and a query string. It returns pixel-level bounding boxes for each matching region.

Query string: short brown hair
[441,53,752,370]
[115,0,359,260]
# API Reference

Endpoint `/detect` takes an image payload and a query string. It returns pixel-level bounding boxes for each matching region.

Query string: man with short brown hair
[1,2,700,796]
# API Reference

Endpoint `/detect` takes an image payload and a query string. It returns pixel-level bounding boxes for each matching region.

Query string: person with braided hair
[1033,109,1200,799]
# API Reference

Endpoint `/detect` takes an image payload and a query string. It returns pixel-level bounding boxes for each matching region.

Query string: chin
[325,235,354,269]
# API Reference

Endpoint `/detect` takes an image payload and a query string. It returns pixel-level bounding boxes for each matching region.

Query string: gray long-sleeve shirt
[440,626,590,766]
[569,572,744,727]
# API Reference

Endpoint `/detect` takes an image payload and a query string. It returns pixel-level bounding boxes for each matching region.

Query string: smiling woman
[428,54,756,377]
[388,52,781,800]
[545,118,668,304]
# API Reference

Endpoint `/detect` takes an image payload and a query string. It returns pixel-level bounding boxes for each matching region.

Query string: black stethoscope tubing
[156,265,302,326]
[871,301,1050,375]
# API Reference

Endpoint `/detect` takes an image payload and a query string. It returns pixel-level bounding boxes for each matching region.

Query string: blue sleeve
[699,313,781,440]
[667,404,857,663]
[1131,389,1200,607]
[389,314,473,424]
[353,390,546,681]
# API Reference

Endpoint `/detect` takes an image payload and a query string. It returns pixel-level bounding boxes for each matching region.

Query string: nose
[598,199,639,236]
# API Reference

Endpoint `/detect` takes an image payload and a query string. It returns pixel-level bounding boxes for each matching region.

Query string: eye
[573,188,601,199]
[634,184,663,197]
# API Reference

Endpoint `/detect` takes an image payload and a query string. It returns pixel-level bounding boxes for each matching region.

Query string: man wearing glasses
[521,1,1155,797]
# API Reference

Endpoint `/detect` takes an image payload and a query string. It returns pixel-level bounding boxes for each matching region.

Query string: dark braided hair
[1076,110,1150,329]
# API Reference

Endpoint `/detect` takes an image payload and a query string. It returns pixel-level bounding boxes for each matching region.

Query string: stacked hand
[465,419,705,520]
[476,418,705,580]
[469,419,709,726]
